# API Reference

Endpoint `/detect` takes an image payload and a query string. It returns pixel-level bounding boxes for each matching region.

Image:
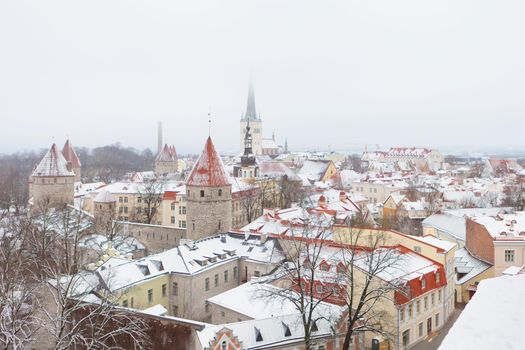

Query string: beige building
[76,233,282,323]
[155,144,178,175]
[29,143,75,211]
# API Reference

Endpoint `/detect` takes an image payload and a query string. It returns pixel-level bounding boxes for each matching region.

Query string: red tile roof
[61,139,82,168]
[186,137,230,187]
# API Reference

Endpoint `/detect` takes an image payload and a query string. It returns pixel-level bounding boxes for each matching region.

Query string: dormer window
[255,327,263,342]
[319,261,330,271]
[421,278,426,290]
[282,322,291,337]
[435,272,440,284]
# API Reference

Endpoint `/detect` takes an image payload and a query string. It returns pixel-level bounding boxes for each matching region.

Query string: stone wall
[122,221,186,254]
[29,175,74,211]
[186,185,232,241]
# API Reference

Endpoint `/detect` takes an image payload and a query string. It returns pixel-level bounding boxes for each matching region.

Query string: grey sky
[0,0,524,154]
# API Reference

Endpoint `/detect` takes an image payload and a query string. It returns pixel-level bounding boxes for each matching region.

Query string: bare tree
[239,185,262,225]
[138,176,166,224]
[0,213,40,349]
[258,214,338,350]
[501,177,525,211]
[279,175,304,209]
[337,227,404,350]
[30,206,150,349]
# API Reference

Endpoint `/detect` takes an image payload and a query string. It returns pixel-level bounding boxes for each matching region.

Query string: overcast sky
[0,0,524,155]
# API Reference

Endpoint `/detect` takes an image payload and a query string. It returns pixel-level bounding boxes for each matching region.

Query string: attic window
[194,259,208,266]
[421,278,426,290]
[282,322,291,337]
[137,264,150,276]
[255,327,263,342]
[151,260,164,271]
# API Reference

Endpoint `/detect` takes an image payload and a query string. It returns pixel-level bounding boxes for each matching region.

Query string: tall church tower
[240,80,263,155]
[185,137,232,240]
[234,120,259,178]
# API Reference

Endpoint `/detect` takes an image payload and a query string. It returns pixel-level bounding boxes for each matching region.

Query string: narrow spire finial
[208,112,211,137]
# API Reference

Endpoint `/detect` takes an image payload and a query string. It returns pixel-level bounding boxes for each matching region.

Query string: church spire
[244,79,258,121]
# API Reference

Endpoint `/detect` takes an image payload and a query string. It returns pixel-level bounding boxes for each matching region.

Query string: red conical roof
[186,137,230,187]
[62,139,82,168]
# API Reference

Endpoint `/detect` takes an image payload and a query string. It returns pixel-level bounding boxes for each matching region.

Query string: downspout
[397,306,400,350]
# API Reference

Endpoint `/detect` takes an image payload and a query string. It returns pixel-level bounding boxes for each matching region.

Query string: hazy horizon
[1,0,524,154]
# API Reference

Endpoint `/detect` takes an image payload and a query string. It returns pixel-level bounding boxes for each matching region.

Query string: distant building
[155,144,178,174]
[29,143,75,211]
[239,80,281,157]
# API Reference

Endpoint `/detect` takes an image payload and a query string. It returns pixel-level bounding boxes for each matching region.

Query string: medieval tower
[240,80,263,155]
[155,144,178,174]
[185,137,232,241]
[29,143,75,211]
[61,139,82,182]
[93,190,117,235]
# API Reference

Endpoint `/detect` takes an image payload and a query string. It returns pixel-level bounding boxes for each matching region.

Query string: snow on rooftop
[454,248,492,285]
[207,280,299,319]
[472,212,525,239]
[32,143,75,177]
[439,274,525,350]
[410,235,456,252]
[142,304,168,316]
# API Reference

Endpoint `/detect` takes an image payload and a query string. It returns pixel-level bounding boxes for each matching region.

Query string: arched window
[221,341,227,350]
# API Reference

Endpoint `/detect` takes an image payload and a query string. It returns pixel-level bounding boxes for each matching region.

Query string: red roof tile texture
[186,137,230,187]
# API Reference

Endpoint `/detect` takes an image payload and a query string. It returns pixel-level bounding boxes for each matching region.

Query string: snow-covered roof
[32,143,75,177]
[155,144,177,162]
[199,282,345,349]
[352,248,440,284]
[197,312,341,350]
[142,304,168,316]
[91,233,283,293]
[409,235,456,252]
[186,137,231,187]
[93,190,116,203]
[297,160,332,182]
[74,182,106,198]
[439,274,525,350]
[386,147,433,158]
[207,280,300,319]
[259,161,301,181]
[454,248,492,284]
[471,212,525,239]
[422,213,467,242]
